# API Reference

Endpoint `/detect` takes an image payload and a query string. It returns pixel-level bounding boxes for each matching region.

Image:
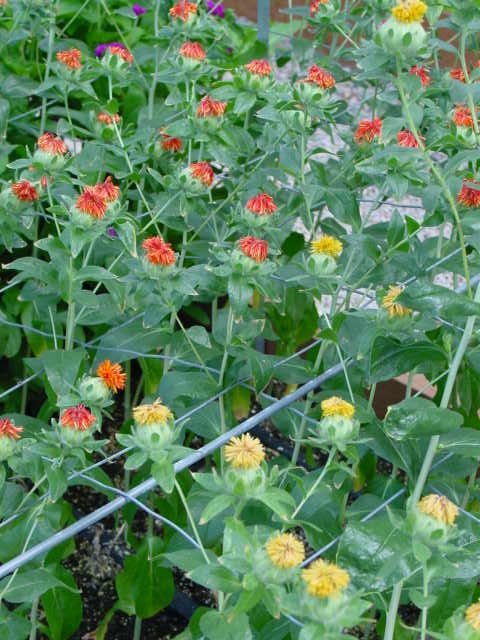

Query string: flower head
[266,532,305,568]
[142,236,176,266]
[109,45,133,64]
[302,559,350,599]
[246,193,277,215]
[94,176,120,203]
[206,0,224,16]
[382,285,412,317]
[180,41,206,61]
[98,111,121,125]
[60,404,96,431]
[410,65,430,87]
[245,59,272,76]
[397,129,423,148]
[224,433,265,469]
[197,95,227,117]
[310,0,328,16]
[450,68,466,82]
[391,0,427,23]
[38,132,67,155]
[95,42,125,57]
[56,48,82,69]
[306,64,335,89]
[311,235,342,258]
[418,494,459,526]
[239,236,269,263]
[189,161,214,186]
[0,418,23,440]
[453,105,475,129]
[12,180,38,202]
[458,180,480,208]
[133,3,147,15]
[466,602,480,631]
[133,399,173,426]
[161,131,183,152]
[97,359,126,393]
[170,1,198,21]
[76,187,107,219]
[321,397,355,420]
[354,117,382,144]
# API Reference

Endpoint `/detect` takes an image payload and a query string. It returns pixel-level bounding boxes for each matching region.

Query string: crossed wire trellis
[1,247,479,592]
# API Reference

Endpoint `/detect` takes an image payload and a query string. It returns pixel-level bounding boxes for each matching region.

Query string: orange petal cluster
[197,95,227,117]
[12,180,38,202]
[56,48,82,69]
[38,132,67,155]
[409,65,430,87]
[142,236,176,266]
[246,193,277,215]
[169,1,197,21]
[109,45,133,64]
[354,117,382,144]
[239,236,268,262]
[306,64,335,89]
[244,59,272,76]
[397,129,423,148]
[161,131,183,152]
[450,68,466,82]
[60,404,96,431]
[0,418,23,440]
[458,180,480,208]
[76,187,108,218]
[94,176,120,203]
[180,42,206,60]
[310,0,328,17]
[453,105,475,129]
[97,359,126,393]
[190,161,214,186]
[98,112,121,125]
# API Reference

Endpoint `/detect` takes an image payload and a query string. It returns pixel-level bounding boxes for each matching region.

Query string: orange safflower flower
[354,117,382,143]
[397,129,423,148]
[98,111,121,125]
[169,0,197,21]
[97,359,126,393]
[0,418,23,440]
[143,236,176,266]
[453,105,475,128]
[197,95,227,117]
[246,192,277,215]
[94,176,120,203]
[179,41,206,60]
[409,65,430,87]
[450,68,466,82]
[306,64,335,89]
[244,59,272,76]
[189,161,214,186]
[109,45,133,64]
[60,404,96,431]
[310,0,328,16]
[56,49,82,69]
[458,180,480,208]
[38,132,67,155]
[76,187,107,218]
[12,180,38,202]
[161,131,183,152]
[239,236,268,262]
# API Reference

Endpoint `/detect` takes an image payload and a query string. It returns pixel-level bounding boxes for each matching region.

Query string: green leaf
[199,494,235,524]
[124,450,149,470]
[117,221,137,257]
[0,568,74,603]
[384,398,463,440]
[38,349,84,397]
[45,466,68,502]
[189,564,241,592]
[152,460,175,493]
[257,487,296,520]
[42,567,82,640]
[116,537,174,619]
[439,428,480,456]
[369,337,446,384]
[199,610,252,640]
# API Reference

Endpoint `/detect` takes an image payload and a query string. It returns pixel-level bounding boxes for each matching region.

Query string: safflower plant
[1,0,480,638]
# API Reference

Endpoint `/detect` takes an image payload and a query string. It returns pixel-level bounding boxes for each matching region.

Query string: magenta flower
[107,226,118,239]
[132,3,147,15]
[95,41,125,57]
[206,0,225,17]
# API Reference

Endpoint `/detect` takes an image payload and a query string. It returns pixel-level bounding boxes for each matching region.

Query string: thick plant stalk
[384,283,480,640]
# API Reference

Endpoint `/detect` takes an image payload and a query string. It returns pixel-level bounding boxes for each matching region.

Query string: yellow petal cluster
[132,398,173,426]
[466,601,480,631]
[382,285,412,318]
[224,433,265,469]
[310,236,343,258]
[266,532,305,568]
[302,559,350,598]
[417,494,459,526]
[392,0,427,23]
[321,396,355,420]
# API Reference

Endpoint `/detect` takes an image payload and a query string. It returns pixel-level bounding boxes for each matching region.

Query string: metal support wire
[0,361,344,579]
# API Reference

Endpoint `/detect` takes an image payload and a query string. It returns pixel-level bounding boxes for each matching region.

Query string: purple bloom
[206,0,225,18]
[132,3,147,16]
[94,41,126,58]
[107,226,118,239]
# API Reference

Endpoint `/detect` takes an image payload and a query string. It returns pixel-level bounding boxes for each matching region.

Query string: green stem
[29,598,39,640]
[291,447,336,519]
[420,564,429,640]
[460,31,480,142]
[40,22,55,134]
[384,581,403,640]
[175,480,210,564]
[148,0,160,120]
[65,258,76,350]
[133,615,142,640]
